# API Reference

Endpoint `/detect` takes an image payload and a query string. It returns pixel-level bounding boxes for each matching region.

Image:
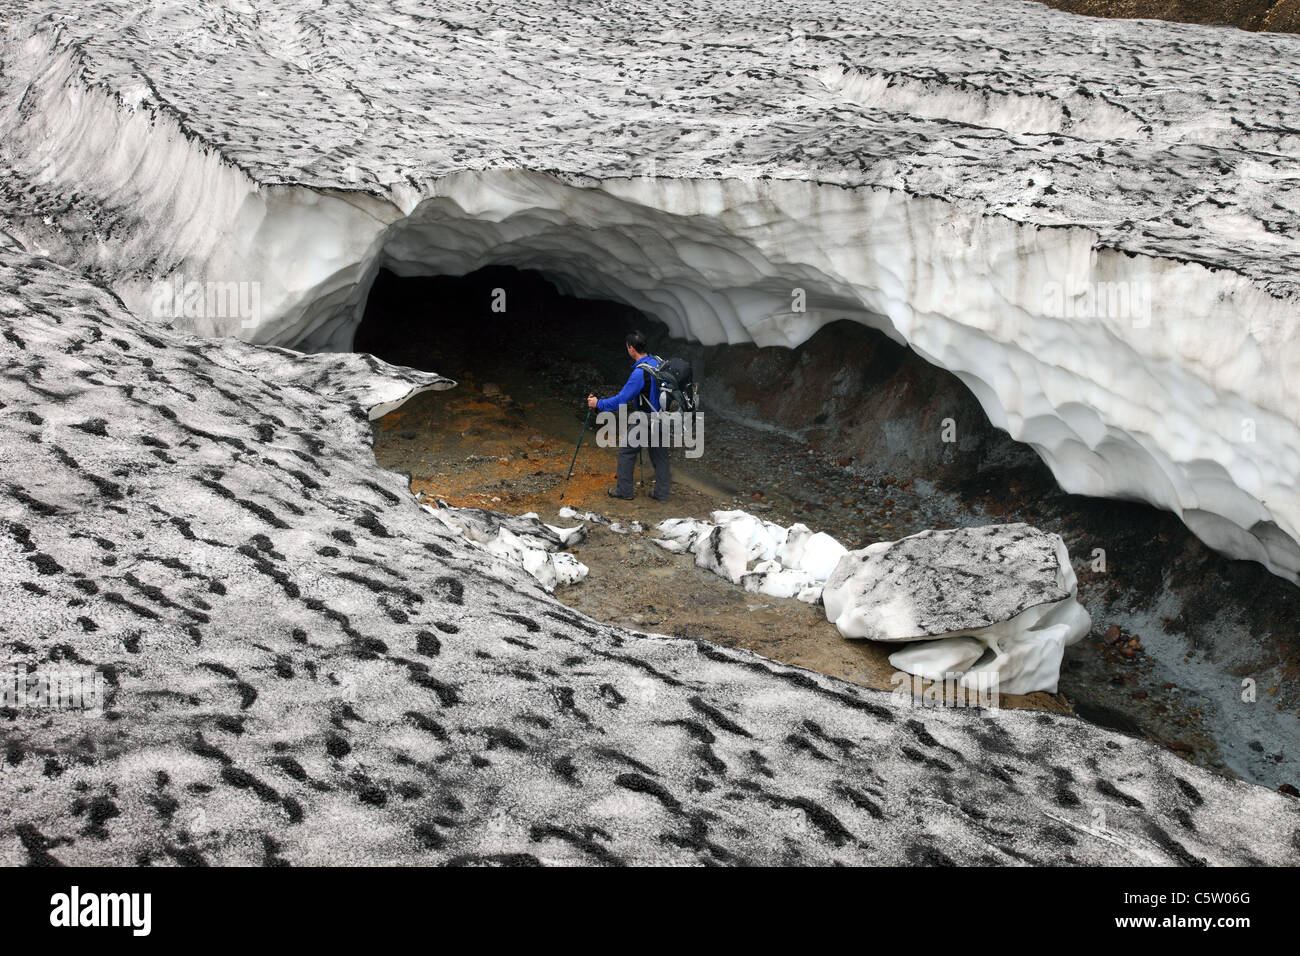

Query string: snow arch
[138,167,1296,585]
[4,27,1298,584]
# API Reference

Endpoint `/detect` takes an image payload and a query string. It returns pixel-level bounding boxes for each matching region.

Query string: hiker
[587,330,670,501]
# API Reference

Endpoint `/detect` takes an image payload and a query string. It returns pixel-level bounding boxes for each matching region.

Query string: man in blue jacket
[587,330,671,501]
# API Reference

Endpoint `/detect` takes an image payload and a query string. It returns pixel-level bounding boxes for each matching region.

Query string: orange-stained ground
[375,376,1073,716]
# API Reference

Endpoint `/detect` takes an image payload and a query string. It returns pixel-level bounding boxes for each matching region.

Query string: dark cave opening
[353,265,661,398]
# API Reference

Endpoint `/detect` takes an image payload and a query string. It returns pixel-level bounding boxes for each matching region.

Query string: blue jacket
[597,355,661,413]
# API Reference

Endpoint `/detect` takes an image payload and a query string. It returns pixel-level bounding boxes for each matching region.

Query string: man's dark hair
[626,330,647,354]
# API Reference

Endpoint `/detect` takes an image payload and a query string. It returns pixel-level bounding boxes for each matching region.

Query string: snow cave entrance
[353,263,1094,712]
[352,265,655,387]
[354,264,682,506]
[351,265,1300,771]
[352,262,1054,527]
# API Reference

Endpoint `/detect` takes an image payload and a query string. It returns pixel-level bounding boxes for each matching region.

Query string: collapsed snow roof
[0,0,1298,585]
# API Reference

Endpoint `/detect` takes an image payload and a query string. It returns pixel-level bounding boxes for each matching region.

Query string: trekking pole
[560,408,593,501]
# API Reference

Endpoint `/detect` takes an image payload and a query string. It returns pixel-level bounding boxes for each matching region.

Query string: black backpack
[636,355,698,414]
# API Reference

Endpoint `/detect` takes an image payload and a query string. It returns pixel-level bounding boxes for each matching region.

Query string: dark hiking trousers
[616,441,670,500]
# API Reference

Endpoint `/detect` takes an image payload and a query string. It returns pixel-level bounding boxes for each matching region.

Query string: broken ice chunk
[825,523,1091,694]
[778,524,847,581]
[429,502,588,591]
[741,561,814,599]
[887,636,987,679]
[651,516,714,553]
[559,505,611,525]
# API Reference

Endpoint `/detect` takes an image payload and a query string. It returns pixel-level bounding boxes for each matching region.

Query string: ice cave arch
[177,168,1300,586]
[283,174,887,355]
[2,23,1295,586]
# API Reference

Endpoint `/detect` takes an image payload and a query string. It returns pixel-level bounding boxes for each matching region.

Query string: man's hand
[587,394,598,410]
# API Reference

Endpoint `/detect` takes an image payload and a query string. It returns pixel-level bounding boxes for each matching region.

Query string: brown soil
[1034,0,1300,33]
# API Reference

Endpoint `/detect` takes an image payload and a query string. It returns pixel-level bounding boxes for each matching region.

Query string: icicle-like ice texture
[2,1,1299,864]
[428,502,589,592]
[822,525,1092,695]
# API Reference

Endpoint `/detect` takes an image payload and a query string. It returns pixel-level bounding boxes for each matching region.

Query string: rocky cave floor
[359,271,1300,794]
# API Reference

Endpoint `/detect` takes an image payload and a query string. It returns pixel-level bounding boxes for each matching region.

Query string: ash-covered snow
[824,524,1074,641]
[1,1,1299,864]
[2,244,1297,864]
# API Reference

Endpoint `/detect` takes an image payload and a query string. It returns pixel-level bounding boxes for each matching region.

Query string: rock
[481,383,502,397]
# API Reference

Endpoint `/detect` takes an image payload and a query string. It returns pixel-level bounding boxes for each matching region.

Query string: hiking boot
[607,487,634,500]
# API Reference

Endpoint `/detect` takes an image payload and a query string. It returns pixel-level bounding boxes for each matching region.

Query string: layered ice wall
[1,1,1298,581]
